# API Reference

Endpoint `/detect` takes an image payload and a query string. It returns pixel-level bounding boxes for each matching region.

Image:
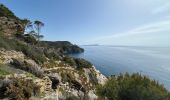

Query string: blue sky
[1,0,170,46]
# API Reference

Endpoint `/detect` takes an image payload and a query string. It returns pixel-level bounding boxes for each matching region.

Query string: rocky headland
[0,4,107,100]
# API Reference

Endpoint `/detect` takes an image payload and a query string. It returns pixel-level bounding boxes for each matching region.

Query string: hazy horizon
[1,0,170,46]
[81,44,170,48]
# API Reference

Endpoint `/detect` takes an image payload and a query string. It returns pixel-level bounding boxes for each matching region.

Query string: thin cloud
[130,20,170,33]
[91,19,170,43]
[152,2,170,14]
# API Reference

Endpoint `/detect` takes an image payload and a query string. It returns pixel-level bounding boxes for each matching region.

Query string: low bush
[43,48,61,60]
[0,35,46,64]
[74,58,92,69]
[10,59,44,78]
[0,4,17,18]
[0,77,40,100]
[63,56,76,67]
[97,73,170,100]
[16,33,38,45]
[0,64,10,76]
[66,95,79,100]
[63,56,92,69]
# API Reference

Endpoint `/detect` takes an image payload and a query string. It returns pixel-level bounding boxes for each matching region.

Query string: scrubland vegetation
[0,3,170,100]
[0,77,40,100]
[97,73,170,100]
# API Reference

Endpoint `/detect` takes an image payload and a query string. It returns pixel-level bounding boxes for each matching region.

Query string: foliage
[15,33,38,44]
[66,96,79,100]
[63,56,92,69]
[0,64,10,76]
[33,20,44,42]
[61,72,71,83]
[44,50,61,60]
[63,56,77,66]
[97,73,170,100]
[22,34,38,44]
[21,19,32,29]
[41,41,84,54]
[0,77,40,100]
[0,35,46,64]
[0,69,9,76]
[10,59,44,78]
[0,4,17,18]
[74,58,92,69]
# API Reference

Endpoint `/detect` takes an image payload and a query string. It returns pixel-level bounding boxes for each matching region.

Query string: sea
[69,45,170,90]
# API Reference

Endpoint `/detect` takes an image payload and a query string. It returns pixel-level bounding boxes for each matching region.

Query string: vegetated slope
[0,3,169,100]
[0,3,106,100]
[41,41,84,54]
[0,4,24,37]
[97,73,170,100]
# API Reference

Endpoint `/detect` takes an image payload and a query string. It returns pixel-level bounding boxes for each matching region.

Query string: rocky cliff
[0,4,107,100]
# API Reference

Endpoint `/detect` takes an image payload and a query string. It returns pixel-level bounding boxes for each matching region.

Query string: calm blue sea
[69,46,170,90]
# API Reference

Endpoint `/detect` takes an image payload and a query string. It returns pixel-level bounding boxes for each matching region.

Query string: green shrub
[74,58,92,69]
[0,77,40,99]
[66,96,79,100]
[0,34,11,49]
[0,4,17,18]
[61,73,71,83]
[16,43,46,64]
[10,59,44,78]
[0,64,10,76]
[0,35,46,64]
[62,56,92,69]
[97,73,170,100]
[63,56,76,67]
[15,33,38,44]
[43,48,61,60]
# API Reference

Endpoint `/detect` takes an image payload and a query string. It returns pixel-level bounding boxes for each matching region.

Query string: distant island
[0,3,170,100]
[82,44,100,46]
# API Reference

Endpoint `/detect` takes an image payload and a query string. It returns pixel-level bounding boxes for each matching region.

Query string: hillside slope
[0,4,107,100]
[1,3,170,100]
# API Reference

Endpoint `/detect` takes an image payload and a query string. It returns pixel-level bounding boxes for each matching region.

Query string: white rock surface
[92,66,108,85]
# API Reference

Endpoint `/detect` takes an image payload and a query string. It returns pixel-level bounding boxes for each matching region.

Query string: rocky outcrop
[0,49,44,78]
[85,90,98,100]
[0,49,107,99]
[0,48,25,64]
[83,66,107,85]
[92,66,108,85]
[49,76,60,89]
[0,17,24,36]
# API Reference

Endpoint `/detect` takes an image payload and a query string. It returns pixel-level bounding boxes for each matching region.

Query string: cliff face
[0,4,107,100]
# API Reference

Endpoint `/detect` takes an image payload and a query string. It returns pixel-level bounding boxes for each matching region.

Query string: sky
[1,0,170,46]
